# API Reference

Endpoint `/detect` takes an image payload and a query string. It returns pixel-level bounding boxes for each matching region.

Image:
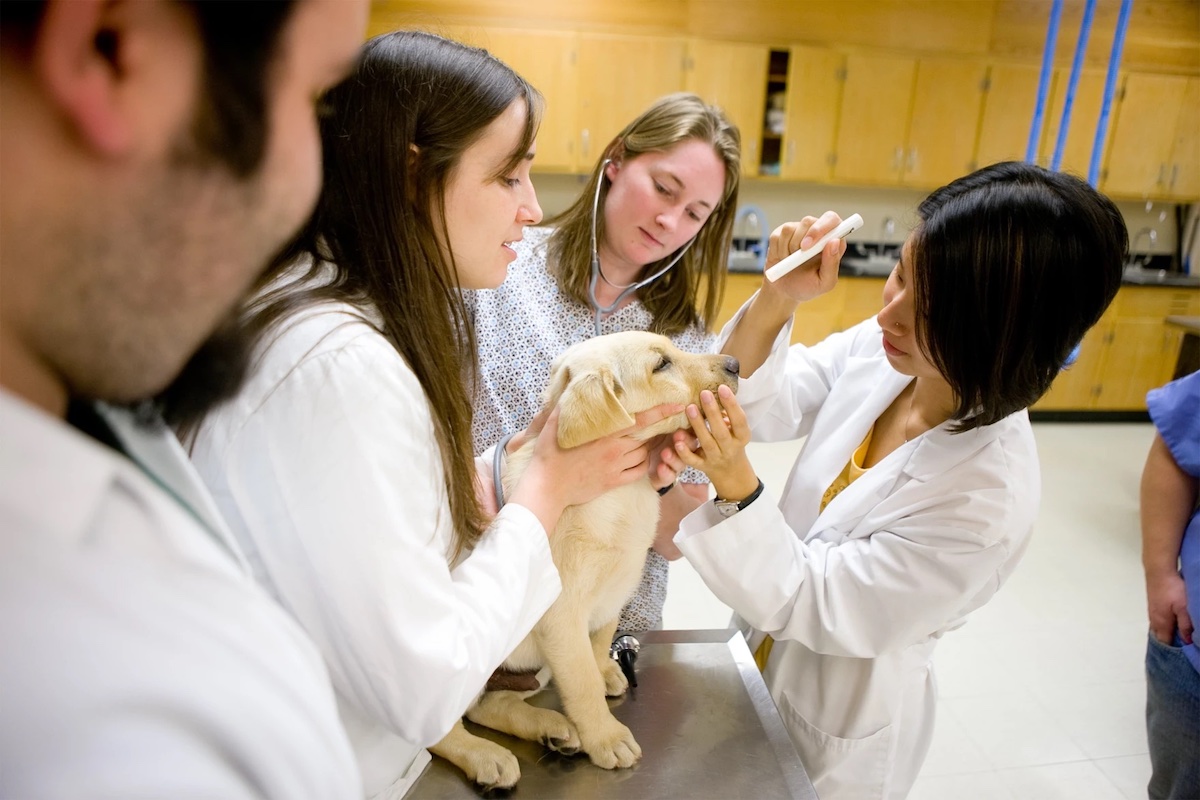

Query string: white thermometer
[764,213,864,283]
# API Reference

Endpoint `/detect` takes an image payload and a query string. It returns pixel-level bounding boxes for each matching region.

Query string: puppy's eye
[653,356,672,373]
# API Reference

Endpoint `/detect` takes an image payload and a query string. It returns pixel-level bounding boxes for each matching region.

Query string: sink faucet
[1131,227,1157,267]
[872,217,896,257]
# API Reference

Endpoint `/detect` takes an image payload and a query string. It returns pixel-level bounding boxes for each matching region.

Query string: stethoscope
[493,160,700,507]
[587,158,694,336]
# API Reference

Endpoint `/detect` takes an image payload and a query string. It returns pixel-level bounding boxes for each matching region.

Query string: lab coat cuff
[674,485,800,629]
[675,482,782,553]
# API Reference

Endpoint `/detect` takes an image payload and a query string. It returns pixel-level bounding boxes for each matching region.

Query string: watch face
[714,500,740,519]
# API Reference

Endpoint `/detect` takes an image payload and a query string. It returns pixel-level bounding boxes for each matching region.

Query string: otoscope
[609,634,641,689]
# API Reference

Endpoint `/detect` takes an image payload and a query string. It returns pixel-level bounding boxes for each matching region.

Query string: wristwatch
[714,478,765,518]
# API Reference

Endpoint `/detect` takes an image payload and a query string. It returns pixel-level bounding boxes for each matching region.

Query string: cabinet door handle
[892,147,903,172]
[787,140,795,166]
[906,148,917,173]
[1158,163,1167,187]
[581,129,590,160]
[1169,164,1179,190]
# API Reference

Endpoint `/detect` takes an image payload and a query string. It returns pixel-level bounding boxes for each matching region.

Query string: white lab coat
[0,390,361,799]
[190,296,561,800]
[675,309,1040,800]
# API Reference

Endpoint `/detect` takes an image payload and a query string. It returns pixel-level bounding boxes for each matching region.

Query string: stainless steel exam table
[407,629,817,799]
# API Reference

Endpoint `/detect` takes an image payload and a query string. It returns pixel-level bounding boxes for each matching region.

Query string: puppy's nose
[723,356,740,377]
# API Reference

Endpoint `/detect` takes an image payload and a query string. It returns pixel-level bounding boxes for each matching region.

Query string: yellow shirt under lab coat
[676,305,1040,800]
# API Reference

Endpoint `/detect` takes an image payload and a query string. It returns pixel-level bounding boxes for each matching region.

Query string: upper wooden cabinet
[683,40,770,177]
[1036,67,1107,177]
[575,34,686,166]
[383,19,1197,196]
[779,46,845,182]
[470,29,580,172]
[1171,78,1200,199]
[831,54,985,187]
[831,53,916,185]
[1102,73,1200,201]
[904,58,989,186]
[974,63,1043,169]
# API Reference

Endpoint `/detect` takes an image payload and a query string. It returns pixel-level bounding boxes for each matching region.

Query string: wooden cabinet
[719,278,1195,414]
[460,30,688,173]
[1102,74,1199,200]
[715,276,885,348]
[575,34,686,166]
[1033,306,1117,410]
[832,53,916,185]
[1170,78,1200,199]
[778,46,845,182]
[832,55,985,187]
[1035,286,1200,411]
[975,63,1043,168]
[472,29,580,172]
[684,40,769,177]
[1036,67,1107,176]
[903,58,989,186]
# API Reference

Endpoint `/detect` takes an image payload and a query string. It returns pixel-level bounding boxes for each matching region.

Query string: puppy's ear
[556,368,635,448]
[543,362,571,409]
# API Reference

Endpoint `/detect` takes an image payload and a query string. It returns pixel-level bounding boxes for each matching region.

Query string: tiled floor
[662,422,1157,800]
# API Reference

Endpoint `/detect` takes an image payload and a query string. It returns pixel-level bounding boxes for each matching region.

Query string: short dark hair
[1,0,298,176]
[912,161,1127,431]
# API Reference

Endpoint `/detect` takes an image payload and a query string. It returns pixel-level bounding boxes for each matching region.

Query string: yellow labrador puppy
[431,331,739,790]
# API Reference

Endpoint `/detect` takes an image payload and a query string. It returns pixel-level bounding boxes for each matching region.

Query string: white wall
[530,173,1180,255]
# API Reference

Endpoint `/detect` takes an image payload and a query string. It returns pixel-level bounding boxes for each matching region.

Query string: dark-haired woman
[661,162,1128,799]
[181,32,669,799]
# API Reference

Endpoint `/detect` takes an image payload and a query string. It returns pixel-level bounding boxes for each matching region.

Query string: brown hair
[546,93,741,336]
[232,30,540,561]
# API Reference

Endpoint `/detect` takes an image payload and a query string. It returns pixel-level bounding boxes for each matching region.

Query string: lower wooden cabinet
[718,275,1196,412]
[1034,286,1198,411]
[715,274,885,346]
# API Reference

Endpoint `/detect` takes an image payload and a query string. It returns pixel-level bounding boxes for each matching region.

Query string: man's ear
[33,0,149,156]
[555,368,635,449]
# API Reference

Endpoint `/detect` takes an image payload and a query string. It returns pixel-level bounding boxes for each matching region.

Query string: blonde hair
[546,93,741,336]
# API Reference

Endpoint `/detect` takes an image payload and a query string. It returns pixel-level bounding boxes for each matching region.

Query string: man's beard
[150,306,257,440]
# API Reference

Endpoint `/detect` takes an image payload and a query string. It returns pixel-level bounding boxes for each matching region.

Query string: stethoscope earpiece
[587,160,694,336]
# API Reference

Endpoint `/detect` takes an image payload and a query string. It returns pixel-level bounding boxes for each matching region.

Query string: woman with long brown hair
[467,92,742,634]
[177,31,667,799]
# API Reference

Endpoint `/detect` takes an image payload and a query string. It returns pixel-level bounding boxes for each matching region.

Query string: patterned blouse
[464,226,716,632]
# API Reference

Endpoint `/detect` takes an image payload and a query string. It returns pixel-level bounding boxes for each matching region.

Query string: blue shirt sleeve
[1147,369,1200,478]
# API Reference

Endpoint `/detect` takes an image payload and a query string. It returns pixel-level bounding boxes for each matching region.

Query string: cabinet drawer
[1116,286,1200,318]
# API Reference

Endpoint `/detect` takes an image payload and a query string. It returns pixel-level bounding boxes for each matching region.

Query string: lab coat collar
[808,359,1014,529]
[1,389,132,545]
[0,389,248,566]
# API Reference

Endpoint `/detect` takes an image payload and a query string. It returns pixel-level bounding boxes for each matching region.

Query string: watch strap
[714,478,764,518]
[733,478,765,511]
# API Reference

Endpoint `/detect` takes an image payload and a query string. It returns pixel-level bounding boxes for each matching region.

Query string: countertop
[406,629,816,800]
[1166,315,1200,334]
[725,264,1200,287]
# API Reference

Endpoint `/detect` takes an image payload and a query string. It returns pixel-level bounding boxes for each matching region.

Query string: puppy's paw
[579,718,642,769]
[535,713,581,755]
[459,740,521,792]
[599,656,629,697]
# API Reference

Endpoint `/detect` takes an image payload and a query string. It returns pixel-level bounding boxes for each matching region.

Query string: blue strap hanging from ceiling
[1027,0,1064,163]
[1050,0,1097,171]
[1089,0,1135,187]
